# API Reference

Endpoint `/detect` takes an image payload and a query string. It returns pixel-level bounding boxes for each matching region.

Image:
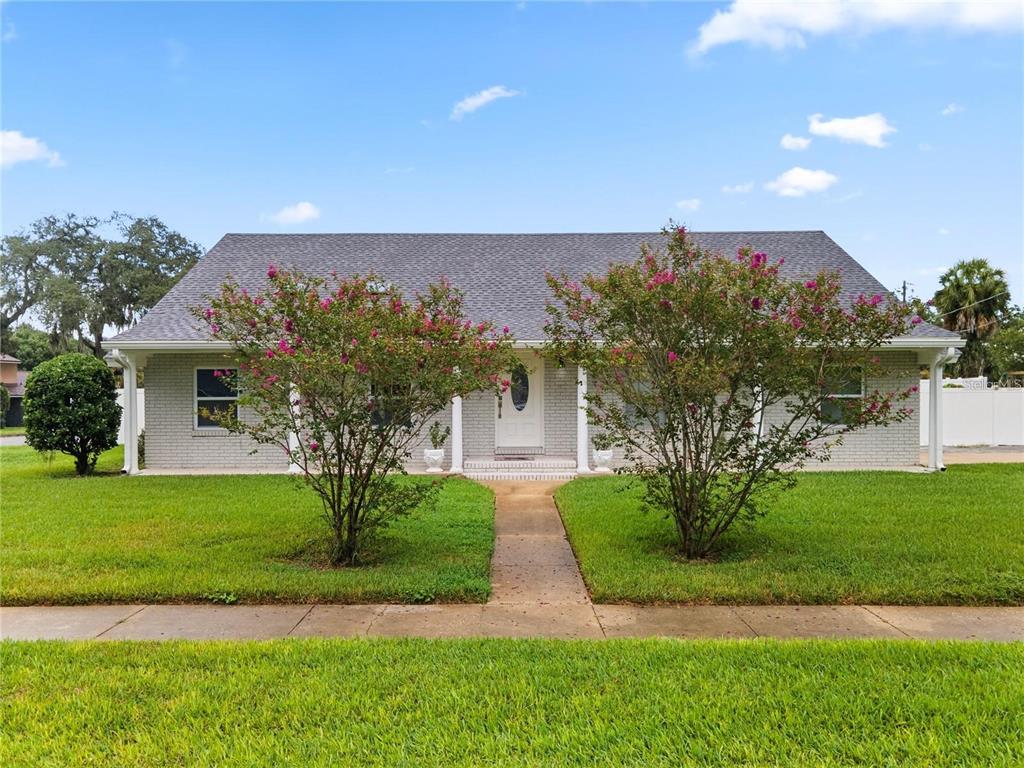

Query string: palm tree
[933,259,1010,377]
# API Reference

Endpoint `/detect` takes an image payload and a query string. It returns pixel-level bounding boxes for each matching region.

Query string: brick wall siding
[763,350,920,468]
[586,351,920,470]
[543,358,577,457]
[143,353,287,472]
[143,350,920,472]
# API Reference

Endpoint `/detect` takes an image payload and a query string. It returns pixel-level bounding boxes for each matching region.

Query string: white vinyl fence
[115,387,145,444]
[919,380,1024,447]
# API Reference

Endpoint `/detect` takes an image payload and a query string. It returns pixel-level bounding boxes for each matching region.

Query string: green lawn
[0,426,25,435]
[0,446,494,604]
[557,466,1024,605]
[2,639,1020,767]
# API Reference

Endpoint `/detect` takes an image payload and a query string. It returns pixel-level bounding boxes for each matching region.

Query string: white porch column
[122,354,139,475]
[288,384,301,474]
[450,394,464,474]
[753,385,765,439]
[576,366,591,473]
[927,358,940,470]
[932,357,945,471]
[926,348,961,471]
[108,349,139,475]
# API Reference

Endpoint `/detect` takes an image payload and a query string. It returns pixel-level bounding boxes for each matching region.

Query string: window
[510,363,530,411]
[820,370,863,425]
[195,368,238,428]
[369,381,412,429]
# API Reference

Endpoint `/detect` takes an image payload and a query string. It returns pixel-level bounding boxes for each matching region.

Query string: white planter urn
[593,449,614,473]
[423,448,445,473]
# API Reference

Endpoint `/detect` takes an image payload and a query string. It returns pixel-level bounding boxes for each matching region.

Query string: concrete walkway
[921,446,1024,464]
[2,480,1022,642]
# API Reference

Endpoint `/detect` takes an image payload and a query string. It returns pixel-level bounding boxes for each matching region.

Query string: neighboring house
[104,232,964,478]
[0,354,27,427]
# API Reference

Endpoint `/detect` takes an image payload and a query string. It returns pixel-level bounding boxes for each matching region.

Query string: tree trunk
[330,530,359,567]
[329,504,361,566]
[89,324,104,359]
[74,452,91,476]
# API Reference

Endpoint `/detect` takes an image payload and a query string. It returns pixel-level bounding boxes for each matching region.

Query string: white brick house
[104,232,963,478]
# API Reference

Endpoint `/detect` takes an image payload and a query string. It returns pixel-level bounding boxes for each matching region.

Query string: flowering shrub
[196,267,516,565]
[545,225,915,559]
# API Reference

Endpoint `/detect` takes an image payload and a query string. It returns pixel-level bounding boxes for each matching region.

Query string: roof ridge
[218,230,828,237]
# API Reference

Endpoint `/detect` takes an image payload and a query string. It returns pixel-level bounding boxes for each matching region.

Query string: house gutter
[101,335,963,353]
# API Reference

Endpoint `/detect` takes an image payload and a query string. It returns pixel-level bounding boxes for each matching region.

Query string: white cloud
[780,133,811,150]
[722,181,754,194]
[268,201,320,225]
[938,227,951,236]
[917,265,949,276]
[808,112,896,148]
[0,130,63,169]
[450,85,521,121]
[690,1,1023,56]
[764,167,838,197]
[941,102,965,116]
[2,22,16,42]
[675,198,702,211]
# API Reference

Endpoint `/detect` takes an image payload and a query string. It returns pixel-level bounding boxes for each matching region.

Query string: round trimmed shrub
[24,353,121,475]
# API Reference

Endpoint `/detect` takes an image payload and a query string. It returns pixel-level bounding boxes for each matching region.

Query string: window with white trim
[195,368,238,428]
[820,370,863,425]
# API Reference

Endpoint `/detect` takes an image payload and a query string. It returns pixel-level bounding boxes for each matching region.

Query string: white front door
[495,353,544,450]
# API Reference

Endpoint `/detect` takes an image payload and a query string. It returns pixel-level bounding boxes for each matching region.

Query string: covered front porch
[447,348,596,480]
[106,342,963,477]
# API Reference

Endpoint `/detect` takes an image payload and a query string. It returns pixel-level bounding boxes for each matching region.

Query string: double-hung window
[369,381,413,429]
[195,368,238,428]
[820,370,863,426]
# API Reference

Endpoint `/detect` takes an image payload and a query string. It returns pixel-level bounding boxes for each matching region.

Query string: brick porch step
[463,456,577,481]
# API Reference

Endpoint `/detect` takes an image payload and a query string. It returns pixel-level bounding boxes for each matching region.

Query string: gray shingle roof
[111,231,959,344]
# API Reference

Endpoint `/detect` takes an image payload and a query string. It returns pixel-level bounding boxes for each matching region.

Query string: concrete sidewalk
[2,603,1021,642]
[2,479,1022,642]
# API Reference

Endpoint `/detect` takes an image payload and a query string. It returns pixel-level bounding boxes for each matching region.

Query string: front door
[495,352,544,452]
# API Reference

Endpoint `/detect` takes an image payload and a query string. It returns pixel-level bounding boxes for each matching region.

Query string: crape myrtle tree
[545,226,916,559]
[196,266,517,566]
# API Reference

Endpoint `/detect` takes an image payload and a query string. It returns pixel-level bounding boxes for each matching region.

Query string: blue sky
[2,1,1022,303]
